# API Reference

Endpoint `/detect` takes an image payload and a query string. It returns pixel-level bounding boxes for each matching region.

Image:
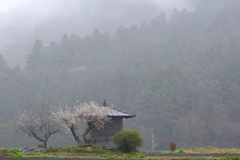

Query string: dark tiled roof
[105,106,136,118]
[101,100,136,118]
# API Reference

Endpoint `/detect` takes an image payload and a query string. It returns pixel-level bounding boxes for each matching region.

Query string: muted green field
[1,146,240,159]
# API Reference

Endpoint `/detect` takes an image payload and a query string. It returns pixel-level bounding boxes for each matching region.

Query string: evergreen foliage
[0,0,239,149]
[0,54,7,67]
[113,129,143,152]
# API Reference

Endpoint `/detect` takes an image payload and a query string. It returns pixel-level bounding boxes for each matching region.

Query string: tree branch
[82,122,94,144]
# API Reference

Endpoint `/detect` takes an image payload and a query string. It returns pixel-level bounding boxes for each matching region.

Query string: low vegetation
[184,147,240,154]
[161,147,240,155]
[100,153,145,159]
[0,149,12,158]
[47,146,107,154]
[1,146,240,159]
[1,1,240,150]
[113,129,143,152]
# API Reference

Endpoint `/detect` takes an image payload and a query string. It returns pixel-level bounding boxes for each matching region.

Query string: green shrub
[121,154,133,158]
[10,152,23,158]
[177,149,185,153]
[100,154,117,158]
[135,153,145,158]
[221,156,240,160]
[113,129,143,153]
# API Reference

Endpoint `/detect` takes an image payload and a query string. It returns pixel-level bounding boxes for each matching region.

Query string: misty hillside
[0,0,198,67]
[0,0,240,150]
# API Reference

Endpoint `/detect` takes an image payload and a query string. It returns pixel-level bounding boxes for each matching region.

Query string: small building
[90,100,136,147]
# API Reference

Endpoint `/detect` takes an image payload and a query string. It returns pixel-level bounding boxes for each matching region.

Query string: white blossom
[50,101,111,145]
[14,103,60,148]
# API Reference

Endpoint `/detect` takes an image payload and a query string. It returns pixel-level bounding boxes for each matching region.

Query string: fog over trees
[0,0,198,67]
[0,0,240,150]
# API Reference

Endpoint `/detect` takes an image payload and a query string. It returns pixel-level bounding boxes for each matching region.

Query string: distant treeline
[0,0,240,149]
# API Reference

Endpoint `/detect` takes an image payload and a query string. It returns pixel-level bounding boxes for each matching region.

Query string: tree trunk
[82,123,94,144]
[32,132,48,148]
[70,125,85,145]
[44,141,47,148]
[43,134,50,148]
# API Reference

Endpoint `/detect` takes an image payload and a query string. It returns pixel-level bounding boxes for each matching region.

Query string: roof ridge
[106,106,136,117]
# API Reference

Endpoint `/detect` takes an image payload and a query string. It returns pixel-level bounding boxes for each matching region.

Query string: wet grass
[0,149,12,158]
[184,147,240,154]
[1,146,240,159]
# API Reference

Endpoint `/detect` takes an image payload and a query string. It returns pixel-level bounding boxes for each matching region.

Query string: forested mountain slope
[0,0,240,149]
[0,0,198,67]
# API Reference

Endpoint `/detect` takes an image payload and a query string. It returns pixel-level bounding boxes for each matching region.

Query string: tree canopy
[0,0,240,149]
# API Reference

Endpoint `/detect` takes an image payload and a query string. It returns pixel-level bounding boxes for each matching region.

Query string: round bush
[113,129,143,152]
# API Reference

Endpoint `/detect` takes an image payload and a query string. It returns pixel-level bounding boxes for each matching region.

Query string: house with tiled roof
[90,100,136,147]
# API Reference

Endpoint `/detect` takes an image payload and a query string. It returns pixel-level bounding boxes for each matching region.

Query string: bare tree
[14,101,61,148]
[51,101,110,145]
[151,129,158,151]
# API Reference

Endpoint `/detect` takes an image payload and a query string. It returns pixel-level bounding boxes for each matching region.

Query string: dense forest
[0,0,240,150]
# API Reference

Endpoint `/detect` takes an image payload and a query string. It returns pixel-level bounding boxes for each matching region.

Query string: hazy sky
[0,0,198,12]
[0,0,199,67]
[0,0,26,12]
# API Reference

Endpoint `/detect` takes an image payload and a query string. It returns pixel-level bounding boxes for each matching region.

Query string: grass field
[184,147,240,154]
[1,146,240,159]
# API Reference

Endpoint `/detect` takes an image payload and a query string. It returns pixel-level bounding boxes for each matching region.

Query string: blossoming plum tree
[51,101,110,145]
[14,102,61,148]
